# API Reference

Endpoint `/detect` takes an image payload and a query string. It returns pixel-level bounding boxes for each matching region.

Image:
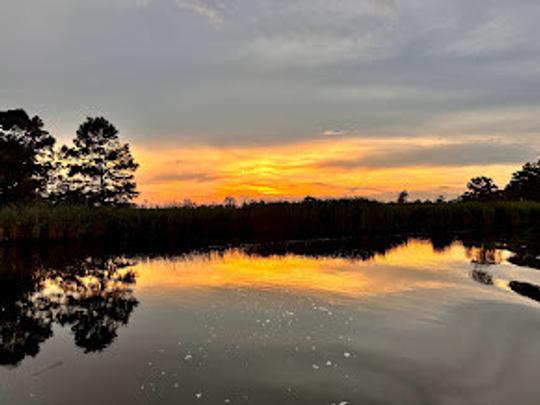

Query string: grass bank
[1,199,540,243]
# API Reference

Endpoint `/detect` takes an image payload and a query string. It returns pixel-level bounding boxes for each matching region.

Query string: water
[1,235,540,404]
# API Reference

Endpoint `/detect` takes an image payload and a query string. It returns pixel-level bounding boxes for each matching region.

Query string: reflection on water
[509,281,540,303]
[134,242,455,300]
[466,246,503,266]
[1,234,540,404]
[0,250,138,366]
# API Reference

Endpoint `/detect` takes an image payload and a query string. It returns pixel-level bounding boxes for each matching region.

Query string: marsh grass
[1,199,540,243]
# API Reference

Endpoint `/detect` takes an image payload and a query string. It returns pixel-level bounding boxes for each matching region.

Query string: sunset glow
[134,136,520,205]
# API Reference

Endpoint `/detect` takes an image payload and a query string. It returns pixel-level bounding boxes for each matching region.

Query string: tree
[505,160,540,201]
[0,109,55,205]
[223,196,237,208]
[462,176,499,201]
[60,117,138,206]
[397,190,409,204]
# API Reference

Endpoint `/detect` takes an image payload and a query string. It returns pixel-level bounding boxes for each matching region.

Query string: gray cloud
[146,172,221,184]
[1,0,540,149]
[318,141,538,170]
[173,0,228,24]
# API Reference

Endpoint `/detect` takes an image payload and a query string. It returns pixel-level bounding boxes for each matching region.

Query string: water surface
[1,236,540,404]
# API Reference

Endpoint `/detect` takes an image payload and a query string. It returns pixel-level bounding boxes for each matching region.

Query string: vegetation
[505,160,540,201]
[0,109,138,207]
[0,199,540,243]
[0,110,55,205]
[459,162,540,202]
[397,190,409,204]
[57,117,138,206]
[461,176,501,201]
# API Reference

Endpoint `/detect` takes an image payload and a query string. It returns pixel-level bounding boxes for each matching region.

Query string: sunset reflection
[133,241,471,300]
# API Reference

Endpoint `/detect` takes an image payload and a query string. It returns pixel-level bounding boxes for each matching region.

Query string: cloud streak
[318,141,536,170]
[173,0,226,24]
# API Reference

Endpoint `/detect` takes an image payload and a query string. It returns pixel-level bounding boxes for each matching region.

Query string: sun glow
[133,136,519,205]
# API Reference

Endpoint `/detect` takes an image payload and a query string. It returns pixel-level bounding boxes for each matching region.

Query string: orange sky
[132,136,519,205]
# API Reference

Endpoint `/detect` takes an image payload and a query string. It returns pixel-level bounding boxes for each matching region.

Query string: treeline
[397,168,540,204]
[0,109,138,207]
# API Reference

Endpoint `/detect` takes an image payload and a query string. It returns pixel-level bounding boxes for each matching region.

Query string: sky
[2,0,540,204]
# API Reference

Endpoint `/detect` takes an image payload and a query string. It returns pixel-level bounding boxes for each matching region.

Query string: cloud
[423,107,540,136]
[240,0,398,66]
[318,141,537,170]
[1,0,540,149]
[173,0,226,24]
[442,7,534,57]
[147,171,221,184]
[322,130,351,137]
[122,0,229,23]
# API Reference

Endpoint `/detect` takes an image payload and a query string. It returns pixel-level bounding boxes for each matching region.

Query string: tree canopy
[60,117,139,206]
[397,190,409,204]
[0,109,55,205]
[462,176,500,201]
[505,160,540,201]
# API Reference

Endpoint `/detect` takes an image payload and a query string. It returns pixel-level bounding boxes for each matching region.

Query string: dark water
[1,234,540,404]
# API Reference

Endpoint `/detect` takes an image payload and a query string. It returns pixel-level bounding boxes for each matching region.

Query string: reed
[1,199,539,243]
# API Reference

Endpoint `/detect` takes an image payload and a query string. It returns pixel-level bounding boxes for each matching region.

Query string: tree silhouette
[397,190,409,204]
[0,109,55,205]
[436,195,446,203]
[462,176,500,201]
[60,117,138,206]
[223,196,237,208]
[505,160,540,201]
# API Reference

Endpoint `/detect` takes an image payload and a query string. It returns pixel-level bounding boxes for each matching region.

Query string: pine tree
[0,109,55,205]
[60,117,138,206]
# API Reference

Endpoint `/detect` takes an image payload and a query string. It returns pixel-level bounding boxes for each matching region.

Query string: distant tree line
[460,163,540,202]
[0,109,138,206]
[398,166,540,204]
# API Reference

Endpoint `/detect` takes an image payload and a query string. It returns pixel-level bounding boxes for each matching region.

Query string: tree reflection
[243,235,408,261]
[0,295,53,367]
[508,253,540,270]
[458,233,540,303]
[430,233,454,252]
[471,269,494,286]
[509,281,540,303]
[0,248,138,366]
[466,246,502,266]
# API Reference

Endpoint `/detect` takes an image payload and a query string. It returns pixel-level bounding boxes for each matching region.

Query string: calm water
[2,236,540,404]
